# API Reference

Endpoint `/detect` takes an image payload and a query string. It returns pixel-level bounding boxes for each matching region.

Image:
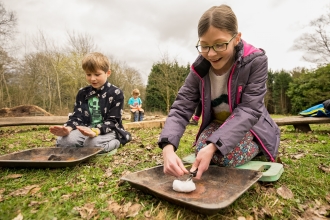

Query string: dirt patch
[0,105,53,117]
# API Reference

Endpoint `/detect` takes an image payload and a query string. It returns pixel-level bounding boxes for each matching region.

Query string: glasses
[196,34,237,53]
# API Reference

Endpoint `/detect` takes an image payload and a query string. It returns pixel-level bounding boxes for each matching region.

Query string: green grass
[0,119,329,219]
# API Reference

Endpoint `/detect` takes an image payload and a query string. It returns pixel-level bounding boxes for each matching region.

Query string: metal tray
[121,165,262,215]
[0,147,103,168]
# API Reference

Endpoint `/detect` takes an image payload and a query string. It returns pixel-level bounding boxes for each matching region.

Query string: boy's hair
[132,89,140,96]
[82,52,110,73]
[198,4,238,37]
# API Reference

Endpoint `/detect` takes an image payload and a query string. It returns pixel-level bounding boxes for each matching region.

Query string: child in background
[128,89,144,122]
[49,52,131,153]
[158,4,280,179]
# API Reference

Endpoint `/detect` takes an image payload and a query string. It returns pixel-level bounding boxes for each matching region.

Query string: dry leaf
[277,185,294,199]
[122,201,132,213]
[103,168,113,178]
[73,203,97,220]
[29,201,40,207]
[28,200,49,207]
[12,213,23,220]
[8,185,39,197]
[126,203,142,218]
[1,174,23,180]
[98,182,105,188]
[154,210,165,220]
[49,186,61,192]
[245,215,254,220]
[237,217,246,220]
[29,187,41,195]
[144,210,151,218]
[317,205,329,216]
[318,164,330,173]
[121,170,131,177]
[107,200,125,219]
[291,153,305,159]
[302,207,326,219]
[30,208,38,214]
[325,193,330,203]
[61,193,77,200]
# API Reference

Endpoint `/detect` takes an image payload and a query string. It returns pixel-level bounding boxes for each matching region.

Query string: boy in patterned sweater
[49,52,131,153]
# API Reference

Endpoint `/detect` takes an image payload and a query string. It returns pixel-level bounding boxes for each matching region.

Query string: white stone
[172,179,196,193]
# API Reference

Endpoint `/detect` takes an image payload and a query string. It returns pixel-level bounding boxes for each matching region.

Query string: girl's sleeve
[158,71,201,150]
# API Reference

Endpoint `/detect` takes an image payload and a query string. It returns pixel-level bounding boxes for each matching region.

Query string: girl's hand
[190,143,218,179]
[49,126,72,136]
[163,145,189,177]
[76,126,97,137]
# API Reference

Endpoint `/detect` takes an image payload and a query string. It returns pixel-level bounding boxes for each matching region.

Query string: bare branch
[292,8,330,64]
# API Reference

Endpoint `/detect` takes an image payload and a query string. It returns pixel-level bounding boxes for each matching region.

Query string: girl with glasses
[158,4,280,179]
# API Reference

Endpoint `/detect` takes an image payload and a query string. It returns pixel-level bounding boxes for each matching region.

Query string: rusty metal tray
[0,147,103,168]
[121,165,262,215]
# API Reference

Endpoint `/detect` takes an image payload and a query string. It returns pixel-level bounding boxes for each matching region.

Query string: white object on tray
[173,179,196,193]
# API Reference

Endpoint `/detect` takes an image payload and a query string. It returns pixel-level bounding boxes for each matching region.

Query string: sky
[3,0,329,84]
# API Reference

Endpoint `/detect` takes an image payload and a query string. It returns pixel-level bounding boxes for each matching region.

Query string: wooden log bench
[0,116,329,132]
[272,116,330,132]
[0,116,166,130]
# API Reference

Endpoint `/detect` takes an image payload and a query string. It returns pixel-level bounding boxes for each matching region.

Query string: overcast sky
[3,0,329,84]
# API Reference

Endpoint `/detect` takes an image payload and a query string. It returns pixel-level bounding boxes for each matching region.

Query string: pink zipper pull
[236,86,243,104]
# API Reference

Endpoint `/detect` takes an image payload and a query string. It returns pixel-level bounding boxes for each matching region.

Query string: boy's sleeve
[65,89,86,129]
[98,88,131,144]
[98,90,124,134]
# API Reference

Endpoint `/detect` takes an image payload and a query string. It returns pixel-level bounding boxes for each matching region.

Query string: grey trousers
[56,129,120,152]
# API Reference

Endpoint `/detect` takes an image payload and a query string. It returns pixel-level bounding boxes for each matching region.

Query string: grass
[0,118,329,219]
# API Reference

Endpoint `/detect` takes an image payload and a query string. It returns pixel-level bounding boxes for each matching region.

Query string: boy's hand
[49,126,72,136]
[190,143,218,179]
[76,126,98,137]
[163,145,189,177]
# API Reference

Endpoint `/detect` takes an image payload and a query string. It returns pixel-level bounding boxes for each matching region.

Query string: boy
[128,89,144,122]
[49,52,131,153]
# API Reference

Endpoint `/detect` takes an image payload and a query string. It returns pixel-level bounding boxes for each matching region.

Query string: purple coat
[158,40,280,162]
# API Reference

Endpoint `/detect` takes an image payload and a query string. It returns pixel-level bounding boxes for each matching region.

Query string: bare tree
[109,58,145,108]
[0,2,17,46]
[0,2,17,108]
[0,49,12,107]
[66,31,96,56]
[293,7,330,64]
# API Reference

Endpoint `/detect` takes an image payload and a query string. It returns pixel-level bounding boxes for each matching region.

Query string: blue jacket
[158,40,280,162]
[65,81,132,145]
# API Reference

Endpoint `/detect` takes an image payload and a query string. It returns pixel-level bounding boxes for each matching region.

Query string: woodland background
[0,2,329,116]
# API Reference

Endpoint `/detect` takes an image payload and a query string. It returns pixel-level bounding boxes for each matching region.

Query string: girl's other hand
[162,144,189,177]
[191,143,218,179]
[49,126,71,136]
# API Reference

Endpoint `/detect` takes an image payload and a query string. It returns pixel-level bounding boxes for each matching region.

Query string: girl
[158,4,280,179]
